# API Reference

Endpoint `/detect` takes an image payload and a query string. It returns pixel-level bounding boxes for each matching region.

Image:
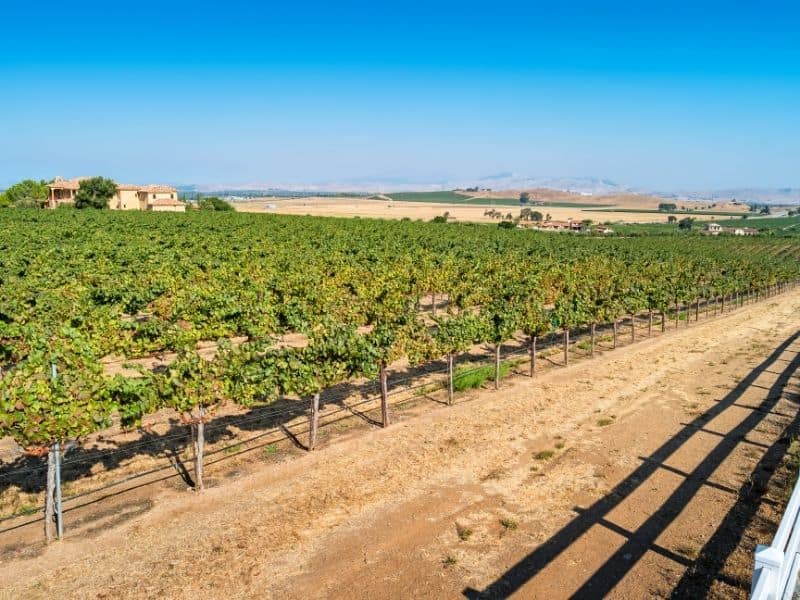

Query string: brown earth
[1,290,799,599]
[236,196,748,224]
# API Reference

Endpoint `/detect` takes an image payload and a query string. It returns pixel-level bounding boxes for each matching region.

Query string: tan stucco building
[48,177,185,212]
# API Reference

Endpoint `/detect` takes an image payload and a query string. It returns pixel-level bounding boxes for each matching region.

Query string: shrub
[198,197,235,211]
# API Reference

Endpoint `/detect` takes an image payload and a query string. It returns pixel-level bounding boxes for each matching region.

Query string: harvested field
[1,288,799,598]
[236,196,750,224]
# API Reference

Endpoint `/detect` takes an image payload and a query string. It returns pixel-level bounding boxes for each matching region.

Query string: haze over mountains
[183,174,800,204]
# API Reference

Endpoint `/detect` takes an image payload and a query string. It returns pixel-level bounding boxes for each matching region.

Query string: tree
[74,177,116,209]
[531,211,543,222]
[519,191,530,204]
[198,196,234,211]
[498,220,515,229]
[678,217,695,231]
[2,179,49,208]
[658,203,677,212]
[760,205,772,215]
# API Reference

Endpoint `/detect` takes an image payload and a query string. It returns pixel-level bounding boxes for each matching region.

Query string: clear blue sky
[2,0,799,190]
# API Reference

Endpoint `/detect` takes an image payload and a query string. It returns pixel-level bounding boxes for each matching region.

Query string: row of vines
[1,209,799,540]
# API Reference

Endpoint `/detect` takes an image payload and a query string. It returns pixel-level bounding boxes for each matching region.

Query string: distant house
[704,222,758,236]
[532,219,584,232]
[48,177,185,212]
[733,227,759,236]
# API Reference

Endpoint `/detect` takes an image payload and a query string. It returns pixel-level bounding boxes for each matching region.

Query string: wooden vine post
[529,336,537,377]
[494,343,501,389]
[193,406,206,490]
[380,363,390,427]
[308,393,320,450]
[44,445,57,543]
[648,310,653,337]
[590,324,596,356]
[630,314,635,342]
[563,329,569,365]
[613,319,618,348]
[447,353,455,405]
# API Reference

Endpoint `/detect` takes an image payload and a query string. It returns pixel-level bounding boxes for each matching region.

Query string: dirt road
[2,290,799,599]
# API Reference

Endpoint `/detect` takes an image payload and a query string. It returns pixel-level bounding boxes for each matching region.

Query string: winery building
[48,177,185,212]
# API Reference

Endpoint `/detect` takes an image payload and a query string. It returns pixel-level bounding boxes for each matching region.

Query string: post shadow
[464,330,800,599]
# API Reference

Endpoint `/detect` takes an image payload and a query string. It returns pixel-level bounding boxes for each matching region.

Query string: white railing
[752,471,800,599]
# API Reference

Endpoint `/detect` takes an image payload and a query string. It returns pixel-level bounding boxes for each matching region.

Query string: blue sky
[2,0,799,190]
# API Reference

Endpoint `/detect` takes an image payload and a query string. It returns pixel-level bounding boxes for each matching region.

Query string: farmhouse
[533,219,584,232]
[48,177,185,212]
[704,222,759,236]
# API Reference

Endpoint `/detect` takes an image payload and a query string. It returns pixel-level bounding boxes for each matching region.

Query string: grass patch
[555,441,565,450]
[414,382,443,396]
[443,555,458,566]
[262,444,279,457]
[534,450,555,460]
[500,518,518,531]
[597,417,614,427]
[675,543,700,559]
[456,524,473,541]
[224,444,243,455]
[17,503,39,516]
[453,358,519,392]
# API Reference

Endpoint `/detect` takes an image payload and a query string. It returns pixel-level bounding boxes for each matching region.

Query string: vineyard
[1,209,800,542]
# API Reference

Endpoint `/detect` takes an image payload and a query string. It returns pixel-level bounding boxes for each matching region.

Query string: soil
[1,290,799,599]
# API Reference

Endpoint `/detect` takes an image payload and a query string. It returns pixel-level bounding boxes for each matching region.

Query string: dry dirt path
[2,290,800,599]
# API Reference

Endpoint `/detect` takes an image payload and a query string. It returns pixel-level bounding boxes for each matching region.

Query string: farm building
[704,222,758,236]
[533,219,584,232]
[48,177,185,212]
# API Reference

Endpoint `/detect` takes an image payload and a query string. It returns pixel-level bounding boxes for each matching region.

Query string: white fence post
[752,544,783,598]
[751,466,800,599]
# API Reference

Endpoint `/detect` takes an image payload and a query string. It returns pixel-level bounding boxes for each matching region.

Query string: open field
[236,196,752,224]
[1,286,799,599]
[384,191,600,208]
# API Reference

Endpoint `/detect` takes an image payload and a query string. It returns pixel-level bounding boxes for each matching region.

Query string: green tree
[74,177,116,209]
[3,179,49,208]
[198,196,234,211]
[658,203,677,212]
[678,217,695,231]
[519,191,530,204]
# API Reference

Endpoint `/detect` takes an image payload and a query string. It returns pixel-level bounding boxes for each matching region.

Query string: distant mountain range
[177,175,800,204]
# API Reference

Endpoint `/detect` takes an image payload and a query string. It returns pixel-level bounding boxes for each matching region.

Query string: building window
[152,194,156,199]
